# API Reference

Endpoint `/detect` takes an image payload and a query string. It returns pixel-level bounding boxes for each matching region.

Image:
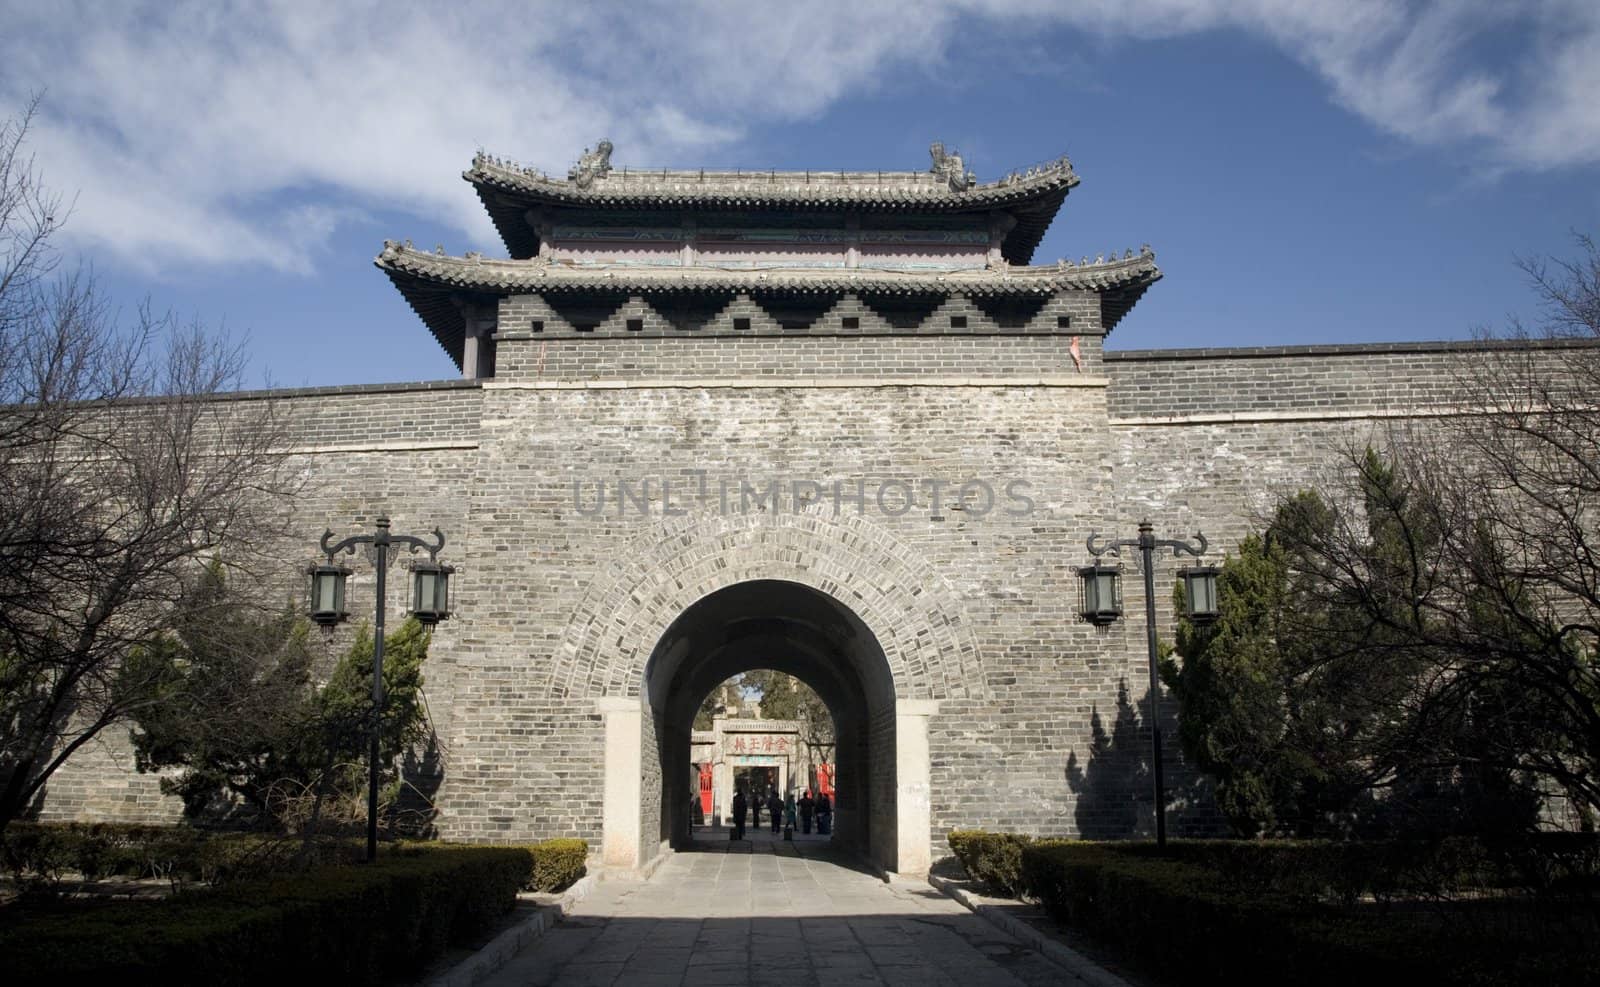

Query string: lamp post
[307,517,453,862]
[1077,521,1216,848]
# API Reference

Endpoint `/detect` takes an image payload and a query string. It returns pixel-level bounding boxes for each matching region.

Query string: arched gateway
[561,511,982,875]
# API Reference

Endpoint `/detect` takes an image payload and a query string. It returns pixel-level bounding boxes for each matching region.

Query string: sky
[2,0,1598,389]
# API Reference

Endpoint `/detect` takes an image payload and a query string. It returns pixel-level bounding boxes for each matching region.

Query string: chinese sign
[727,735,791,755]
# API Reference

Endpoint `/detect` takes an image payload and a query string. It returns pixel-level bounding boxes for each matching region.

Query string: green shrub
[0,844,532,985]
[0,823,379,891]
[1,825,70,884]
[1019,840,1600,987]
[1102,837,1511,904]
[946,830,1036,897]
[527,838,587,892]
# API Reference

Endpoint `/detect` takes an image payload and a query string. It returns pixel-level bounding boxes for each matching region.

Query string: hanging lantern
[1181,565,1220,623]
[1075,563,1123,625]
[307,562,350,627]
[411,560,455,625]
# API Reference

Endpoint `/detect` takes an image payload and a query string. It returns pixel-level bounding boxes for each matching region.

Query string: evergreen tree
[1165,451,1533,837]
[129,568,433,831]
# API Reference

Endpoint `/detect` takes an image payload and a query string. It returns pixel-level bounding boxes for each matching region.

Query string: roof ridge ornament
[569,139,615,189]
[929,141,976,192]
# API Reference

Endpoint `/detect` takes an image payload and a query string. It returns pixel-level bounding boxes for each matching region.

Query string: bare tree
[1261,236,1600,831]
[1419,237,1600,820]
[0,99,296,834]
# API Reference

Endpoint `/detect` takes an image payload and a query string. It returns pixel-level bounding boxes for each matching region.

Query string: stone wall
[35,380,483,827]
[492,334,1102,381]
[33,336,1585,865]
[1104,340,1583,420]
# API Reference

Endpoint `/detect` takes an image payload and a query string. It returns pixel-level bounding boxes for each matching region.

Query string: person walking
[767,789,783,834]
[816,790,833,836]
[751,787,762,830]
[732,788,748,840]
[784,791,798,838]
[799,790,816,835]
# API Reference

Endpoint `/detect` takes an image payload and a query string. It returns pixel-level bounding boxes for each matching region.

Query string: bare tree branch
[0,101,299,834]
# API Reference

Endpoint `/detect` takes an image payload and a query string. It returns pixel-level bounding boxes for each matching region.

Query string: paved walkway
[480,828,1086,986]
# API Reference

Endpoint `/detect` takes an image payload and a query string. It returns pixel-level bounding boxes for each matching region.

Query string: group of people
[729,786,832,841]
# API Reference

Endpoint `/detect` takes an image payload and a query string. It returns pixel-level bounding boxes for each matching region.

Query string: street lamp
[1073,561,1124,626]
[1080,521,1211,848]
[1180,565,1221,623]
[308,517,453,862]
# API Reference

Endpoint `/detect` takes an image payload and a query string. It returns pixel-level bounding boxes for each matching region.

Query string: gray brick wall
[34,336,1588,858]
[493,335,1103,380]
[1104,340,1581,419]
[491,289,1103,381]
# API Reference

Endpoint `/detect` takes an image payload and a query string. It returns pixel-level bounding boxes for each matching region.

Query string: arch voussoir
[560,510,983,702]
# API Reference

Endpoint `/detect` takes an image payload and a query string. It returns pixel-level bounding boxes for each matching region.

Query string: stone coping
[210,377,483,403]
[1106,337,1600,361]
[0,376,481,413]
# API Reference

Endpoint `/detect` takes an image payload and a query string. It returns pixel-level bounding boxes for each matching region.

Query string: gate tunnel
[643,580,903,872]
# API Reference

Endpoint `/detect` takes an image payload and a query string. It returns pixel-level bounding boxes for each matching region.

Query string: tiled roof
[375,242,1159,368]
[466,153,1078,265]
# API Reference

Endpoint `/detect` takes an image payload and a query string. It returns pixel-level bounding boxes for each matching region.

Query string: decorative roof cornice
[466,142,1079,264]
[468,153,1078,210]
[375,242,1158,368]
[377,241,1155,297]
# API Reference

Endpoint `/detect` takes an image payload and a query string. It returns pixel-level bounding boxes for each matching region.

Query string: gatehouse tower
[375,141,1158,874]
[377,141,1158,381]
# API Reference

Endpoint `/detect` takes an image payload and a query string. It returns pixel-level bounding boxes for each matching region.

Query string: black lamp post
[1078,521,1214,848]
[307,517,453,862]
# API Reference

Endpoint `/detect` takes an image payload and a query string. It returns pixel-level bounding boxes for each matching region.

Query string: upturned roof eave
[375,243,1160,347]
[465,162,1079,263]
[376,243,1157,296]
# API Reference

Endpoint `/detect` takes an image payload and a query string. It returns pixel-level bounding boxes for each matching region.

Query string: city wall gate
[35,140,1538,879]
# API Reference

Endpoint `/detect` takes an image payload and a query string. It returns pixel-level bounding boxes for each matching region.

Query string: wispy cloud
[0,0,1594,272]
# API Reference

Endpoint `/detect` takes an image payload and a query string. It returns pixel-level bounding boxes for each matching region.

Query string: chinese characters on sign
[730,735,790,755]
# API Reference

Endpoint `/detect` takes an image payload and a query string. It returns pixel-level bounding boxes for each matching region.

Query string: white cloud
[0,0,1594,273]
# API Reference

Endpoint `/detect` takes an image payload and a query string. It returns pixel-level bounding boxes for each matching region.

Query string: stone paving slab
[477,836,1113,987]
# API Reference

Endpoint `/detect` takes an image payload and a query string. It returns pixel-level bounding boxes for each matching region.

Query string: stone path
[480,829,1093,986]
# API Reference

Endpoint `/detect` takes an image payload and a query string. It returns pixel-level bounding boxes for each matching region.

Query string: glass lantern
[307,562,350,627]
[1181,565,1220,623]
[1076,563,1123,625]
[411,561,454,625]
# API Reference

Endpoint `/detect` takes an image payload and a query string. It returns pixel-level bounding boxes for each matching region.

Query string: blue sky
[3,1,1598,388]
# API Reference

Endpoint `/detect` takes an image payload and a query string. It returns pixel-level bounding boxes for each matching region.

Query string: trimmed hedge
[526,838,587,892]
[0,822,589,892]
[1019,839,1600,987]
[1,823,369,888]
[0,843,531,985]
[947,829,1035,897]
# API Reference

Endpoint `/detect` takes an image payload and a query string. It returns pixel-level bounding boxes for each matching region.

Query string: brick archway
[558,507,985,703]
[561,509,983,874]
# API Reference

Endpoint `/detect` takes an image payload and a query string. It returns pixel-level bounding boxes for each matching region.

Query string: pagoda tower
[377,141,1159,380]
